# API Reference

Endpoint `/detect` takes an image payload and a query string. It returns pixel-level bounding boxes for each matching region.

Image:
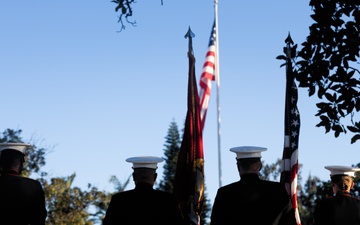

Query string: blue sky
[1,0,359,209]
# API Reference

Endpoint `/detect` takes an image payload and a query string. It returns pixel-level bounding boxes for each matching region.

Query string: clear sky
[1,0,359,211]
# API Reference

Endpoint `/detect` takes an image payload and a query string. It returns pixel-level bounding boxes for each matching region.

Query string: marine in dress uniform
[313,165,360,225]
[210,146,297,225]
[103,156,184,225]
[0,143,47,225]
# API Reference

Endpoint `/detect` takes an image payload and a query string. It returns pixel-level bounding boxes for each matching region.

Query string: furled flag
[280,33,302,225]
[199,21,216,130]
[174,27,205,225]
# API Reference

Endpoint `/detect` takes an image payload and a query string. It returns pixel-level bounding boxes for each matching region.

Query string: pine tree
[158,119,181,192]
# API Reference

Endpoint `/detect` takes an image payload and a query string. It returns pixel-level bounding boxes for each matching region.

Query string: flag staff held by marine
[174,27,205,225]
[279,33,302,225]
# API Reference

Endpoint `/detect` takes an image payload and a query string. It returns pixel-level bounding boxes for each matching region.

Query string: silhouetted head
[0,143,30,175]
[230,146,266,176]
[126,156,164,186]
[325,165,360,193]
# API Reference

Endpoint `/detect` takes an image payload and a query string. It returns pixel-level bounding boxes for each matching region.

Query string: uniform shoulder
[19,176,42,186]
[263,179,282,185]
[218,181,240,190]
[258,180,290,195]
[112,189,134,197]
[316,196,334,207]
[154,189,176,197]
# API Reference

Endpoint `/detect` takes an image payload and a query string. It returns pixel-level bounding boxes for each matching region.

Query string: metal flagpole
[214,0,222,188]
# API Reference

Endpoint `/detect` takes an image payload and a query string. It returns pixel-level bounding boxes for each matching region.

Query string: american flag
[199,22,216,130]
[280,34,301,225]
[174,27,205,225]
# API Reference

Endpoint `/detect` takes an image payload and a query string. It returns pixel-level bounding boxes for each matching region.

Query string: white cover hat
[0,143,30,155]
[325,165,360,177]
[126,156,164,169]
[230,146,267,159]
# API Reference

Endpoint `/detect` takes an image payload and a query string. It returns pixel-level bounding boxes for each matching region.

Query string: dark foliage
[111,0,137,32]
[111,0,164,32]
[292,1,360,143]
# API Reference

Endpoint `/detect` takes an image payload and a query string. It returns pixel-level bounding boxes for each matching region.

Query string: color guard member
[210,146,297,225]
[0,143,47,225]
[103,156,184,225]
[313,165,360,225]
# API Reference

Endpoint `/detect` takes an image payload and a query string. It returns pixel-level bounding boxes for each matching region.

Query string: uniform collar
[135,183,154,190]
[336,191,352,197]
[1,169,20,176]
[240,173,260,180]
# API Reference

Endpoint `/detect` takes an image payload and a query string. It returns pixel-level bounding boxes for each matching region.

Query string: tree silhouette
[158,119,181,192]
[294,1,360,143]
[110,0,164,32]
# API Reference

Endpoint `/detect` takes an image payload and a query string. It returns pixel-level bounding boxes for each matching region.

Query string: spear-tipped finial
[184,26,195,39]
[185,27,195,53]
[285,32,293,58]
[285,32,293,45]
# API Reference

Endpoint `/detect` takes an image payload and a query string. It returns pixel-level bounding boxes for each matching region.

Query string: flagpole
[214,0,222,188]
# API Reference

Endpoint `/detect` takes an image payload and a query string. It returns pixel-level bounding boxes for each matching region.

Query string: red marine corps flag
[279,33,302,225]
[174,27,205,225]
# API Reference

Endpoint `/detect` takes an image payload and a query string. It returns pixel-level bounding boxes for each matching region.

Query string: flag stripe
[199,22,216,130]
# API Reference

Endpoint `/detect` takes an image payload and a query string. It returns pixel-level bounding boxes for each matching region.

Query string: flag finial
[285,32,293,45]
[285,32,293,59]
[185,27,195,54]
[184,27,195,39]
